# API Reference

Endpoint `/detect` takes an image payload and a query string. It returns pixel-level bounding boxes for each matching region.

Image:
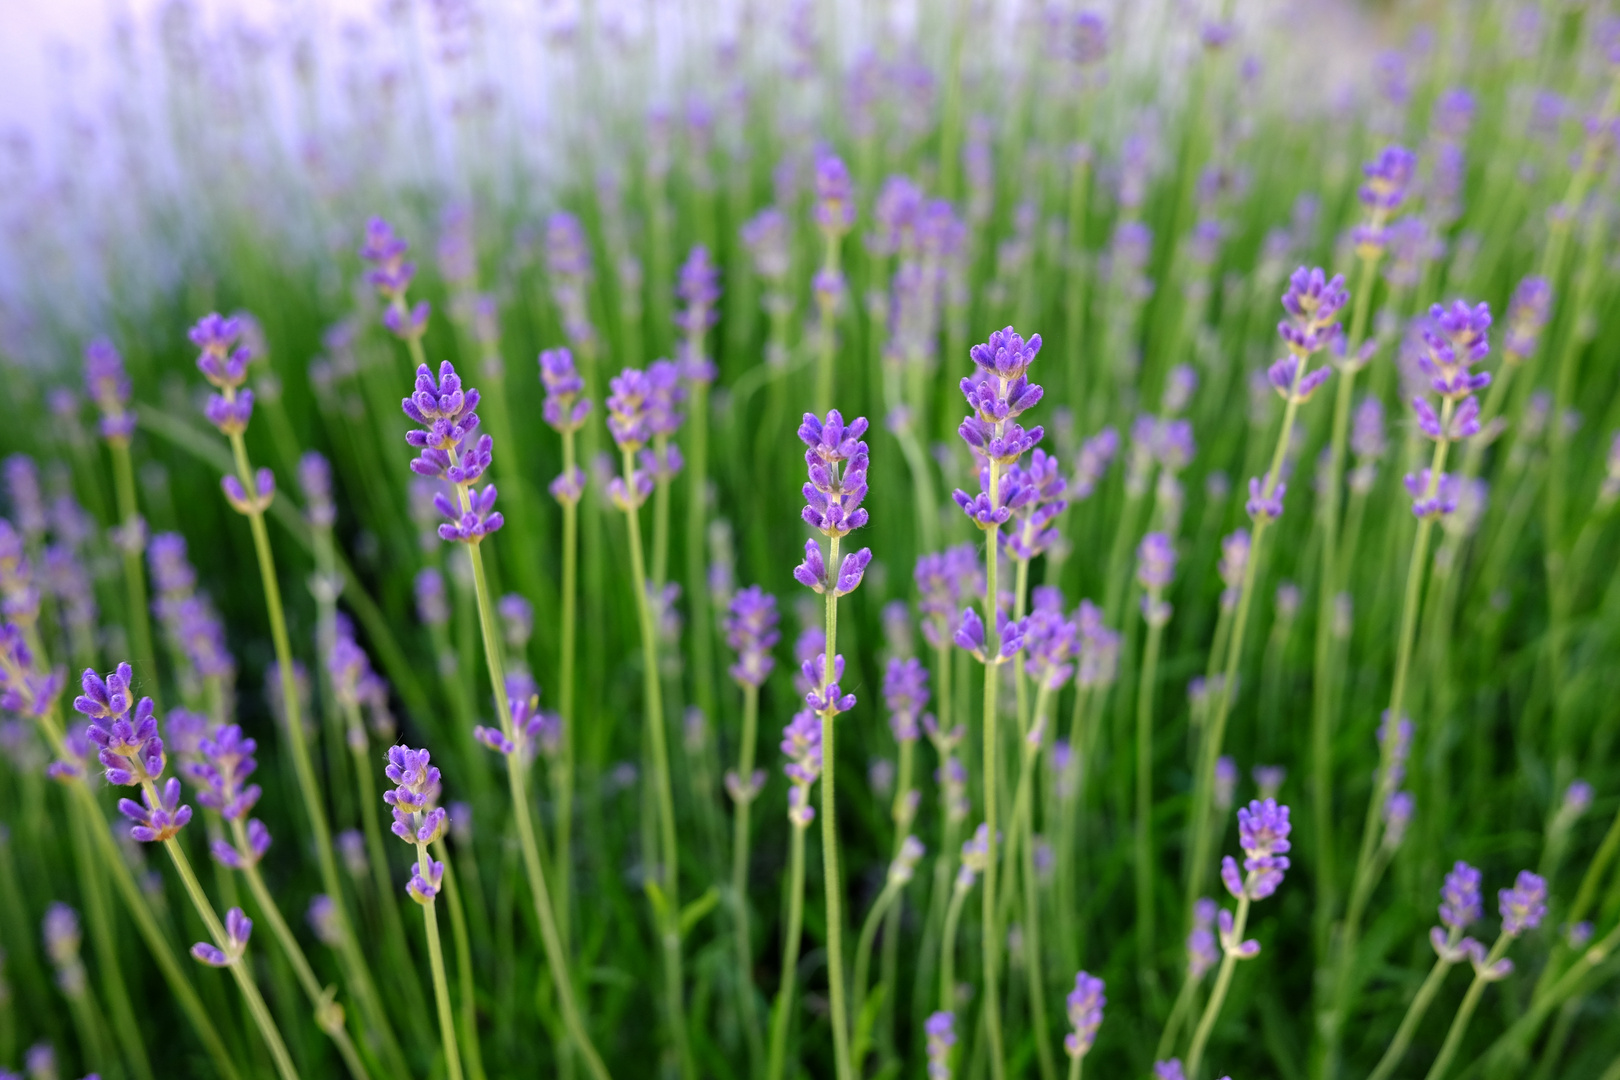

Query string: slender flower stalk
[1421,872,1547,1080]
[677,245,721,720]
[766,709,823,1080]
[722,585,778,1073]
[541,346,593,951]
[605,365,689,1079]
[191,313,402,1070]
[1366,863,1483,1080]
[793,408,874,1080]
[952,326,1046,1080]
[1185,269,1343,919]
[1185,800,1292,1079]
[851,837,925,1070]
[1134,532,1176,993]
[405,359,611,1080]
[72,665,298,1080]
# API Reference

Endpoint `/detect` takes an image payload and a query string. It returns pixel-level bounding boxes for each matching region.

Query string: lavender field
[1,1,1618,1078]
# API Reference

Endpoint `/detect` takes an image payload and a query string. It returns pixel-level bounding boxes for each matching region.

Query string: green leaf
[851,982,887,1073]
[678,887,721,937]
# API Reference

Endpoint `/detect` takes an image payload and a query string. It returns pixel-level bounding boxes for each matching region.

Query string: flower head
[402,362,503,542]
[84,339,136,443]
[1503,277,1552,362]
[1499,870,1547,935]
[1358,146,1418,214]
[676,245,721,340]
[191,907,252,968]
[360,217,416,300]
[1187,898,1220,978]
[382,745,448,865]
[798,410,871,539]
[1063,971,1105,1058]
[1221,798,1291,900]
[725,586,780,688]
[813,149,856,236]
[1278,267,1349,355]
[925,1011,956,1080]
[1439,861,1483,931]
[540,347,592,435]
[184,724,261,822]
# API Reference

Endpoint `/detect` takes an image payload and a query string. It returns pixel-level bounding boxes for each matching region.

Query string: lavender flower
[954,607,1025,664]
[813,149,856,238]
[499,594,534,655]
[3,458,44,544]
[74,665,163,786]
[724,586,780,688]
[1245,476,1286,521]
[782,709,822,826]
[741,208,791,283]
[1187,898,1220,978]
[675,245,721,346]
[360,217,416,299]
[1076,601,1120,689]
[43,903,85,996]
[191,907,253,968]
[415,568,448,627]
[184,724,262,823]
[402,361,503,542]
[1154,1060,1186,1080]
[1002,448,1068,560]
[1353,146,1418,254]
[794,410,874,601]
[1499,871,1548,936]
[298,452,336,530]
[383,745,447,903]
[883,657,929,742]
[1063,971,1105,1058]
[1253,765,1286,800]
[1221,798,1291,901]
[1137,532,1176,626]
[84,339,136,443]
[545,213,596,349]
[925,1011,956,1080]
[1503,277,1552,362]
[540,347,593,437]
[1071,427,1119,499]
[1277,266,1349,356]
[916,545,978,648]
[955,328,1046,509]
[1024,606,1080,692]
[1439,861,1483,932]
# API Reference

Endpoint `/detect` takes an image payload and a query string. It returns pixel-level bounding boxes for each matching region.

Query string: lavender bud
[1499,871,1548,935]
[1063,971,1106,1058]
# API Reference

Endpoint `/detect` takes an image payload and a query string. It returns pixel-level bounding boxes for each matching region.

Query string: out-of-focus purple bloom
[191,906,252,968]
[1383,791,1415,848]
[499,594,533,654]
[1071,428,1119,499]
[1136,532,1176,591]
[1221,798,1291,900]
[1278,267,1349,355]
[725,587,780,689]
[925,1011,956,1080]
[1503,277,1552,362]
[1187,898,1219,978]
[360,217,416,300]
[1153,1060,1186,1080]
[1253,765,1286,800]
[1358,146,1418,214]
[813,149,856,237]
[84,339,137,443]
[545,212,596,348]
[1268,354,1333,403]
[1440,861,1483,931]
[540,347,592,435]
[298,452,336,530]
[1063,971,1105,1058]
[1378,711,1415,789]
[782,708,822,826]
[1,458,43,546]
[1433,88,1476,140]
[606,368,653,452]
[1024,606,1080,692]
[954,607,1025,664]
[1499,871,1548,935]
[741,209,791,283]
[415,568,448,628]
[675,245,721,341]
[1246,476,1286,521]
[1559,779,1594,823]
[1417,300,1492,401]
[1404,468,1461,519]
[184,723,261,823]
[883,657,929,741]
[1076,601,1120,690]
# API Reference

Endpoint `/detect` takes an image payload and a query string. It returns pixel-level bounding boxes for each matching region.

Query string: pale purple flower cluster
[191,907,253,968]
[382,745,447,903]
[782,709,823,826]
[1137,532,1176,626]
[545,212,596,349]
[794,410,874,598]
[741,208,791,284]
[675,244,721,346]
[1439,861,1483,932]
[148,533,234,685]
[925,1011,956,1080]
[605,368,656,510]
[475,672,557,761]
[1503,277,1552,362]
[954,606,1025,665]
[1024,590,1081,692]
[724,586,780,689]
[360,217,430,339]
[1353,145,1418,254]
[1002,449,1068,560]
[915,545,980,649]
[73,664,191,843]
[1187,897,1220,978]
[954,327,1046,527]
[1071,427,1120,499]
[83,339,136,443]
[1063,971,1105,1058]
[883,657,930,741]
[1499,871,1548,936]
[1222,798,1291,901]
[403,361,503,541]
[813,149,856,238]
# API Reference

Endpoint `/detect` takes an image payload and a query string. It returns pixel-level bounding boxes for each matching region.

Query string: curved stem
[851,880,902,1069]
[435,842,487,1080]
[765,823,809,1080]
[1367,950,1458,1080]
[981,466,1006,1080]
[1422,935,1510,1080]
[414,839,465,1080]
[941,881,971,1014]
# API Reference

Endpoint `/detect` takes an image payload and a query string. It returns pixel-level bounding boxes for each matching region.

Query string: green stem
[1136,612,1165,994]
[820,533,854,1080]
[941,879,971,1014]
[1185,888,1253,1079]
[157,816,299,1080]
[434,842,487,1080]
[730,681,765,1074]
[617,447,689,1080]
[764,822,809,1080]
[1021,685,1057,1080]
[1367,947,1459,1080]
[234,820,372,1080]
[413,838,465,1080]
[1154,969,1197,1062]
[465,537,612,1080]
[981,458,1007,1080]
[851,880,902,1070]
[558,428,580,953]
[1422,935,1511,1080]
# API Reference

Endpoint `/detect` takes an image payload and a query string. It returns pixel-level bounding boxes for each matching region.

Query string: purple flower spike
[606,368,654,451]
[186,724,261,821]
[926,1011,956,1080]
[802,652,857,715]
[675,245,722,339]
[1154,1061,1186,1080]
[1246,477,1285,521]
[221,467,275,516]
[1404,469,1460,519]
[1136,532,1177,591]
[1358,146,1418,214]
[1440,861,1483,931]
[1024,606,1080,692]
[813,149,856,237]
[84,339,137,443]
[1278,267,1349,355]
[360,217,416,299]
[883,657,930,741]
[382,745,449,881]
[1225,798,1291,900]
[1504,277,1552,361]
[191,906,252,968]
[1063,971,1106,1058]
[539,347,592,435]
[724,587,780,688]
[191,314,252,391]
[799,410,872,539]
[1187,899,1220,978]
[1267,355,1333,403]
[1499,871,1548,935]
[782,708,823,825]
[118,777,192,843]
[1418,300,1493,400]
[741,208,791,283]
